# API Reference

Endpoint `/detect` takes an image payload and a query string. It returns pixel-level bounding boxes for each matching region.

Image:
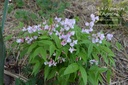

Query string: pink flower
[61,40,67,46]
[16,39,24,43]
[106,34,113,41]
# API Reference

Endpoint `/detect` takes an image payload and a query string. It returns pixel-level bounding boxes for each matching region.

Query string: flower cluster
[54,17,77,53]
[82,14,99,34]
[44,53,65,67]
[91,33,113,44]
[92,32,105,44]
[16,14,114,68]
[81,14,113,44]
[44,59,57,67]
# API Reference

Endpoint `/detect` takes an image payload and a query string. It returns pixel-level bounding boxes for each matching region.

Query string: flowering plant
[16,14,115,85]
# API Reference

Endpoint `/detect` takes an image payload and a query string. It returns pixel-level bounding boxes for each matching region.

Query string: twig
[65,9,75,13]
[4,70,28,82]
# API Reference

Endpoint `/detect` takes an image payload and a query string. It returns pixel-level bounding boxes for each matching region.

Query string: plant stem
[0,0,9,84]
[1,0,9,32]
[0,28,5,85]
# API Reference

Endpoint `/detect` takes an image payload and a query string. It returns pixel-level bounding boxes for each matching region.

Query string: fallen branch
[4,70,28,82]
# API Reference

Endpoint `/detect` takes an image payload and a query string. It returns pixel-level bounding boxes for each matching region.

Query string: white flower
[33,36,38,40]
[89,28,93,32]
[27,40,31,44]
[16,39,24,43]
[55,17,61,22]
[90,14,95,21]
[44,25,49,30]
[85,22,89,26]
[53,53,56,56]
[82,29,90,34]
[27,26,33,33]
[62,58,65,62]
[89,60,98,65]
[97,33,105,40]
[44,62,48,65]
[106,34,113,41]
[73,40,78,44]
[69,47,76,53]
[90,21,94,28]
[67,37,71,43]
[25,36,30,41]
[64,25,70,31]
[22,27,27,31]
[95,16,99,21]
[70,42,75,47]
[71,31,75,36]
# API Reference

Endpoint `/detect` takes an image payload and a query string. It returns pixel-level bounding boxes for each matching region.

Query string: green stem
[0,0,9,84]
[1,0,9,32]
[0,27,5,85]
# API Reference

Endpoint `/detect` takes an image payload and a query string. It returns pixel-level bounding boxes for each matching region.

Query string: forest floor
[0,0,128,85]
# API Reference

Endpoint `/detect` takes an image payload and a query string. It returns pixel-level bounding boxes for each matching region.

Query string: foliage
[16,14,115,85]
[8,0,69,24]
[36,0,69,19]
[14,10,40,24]
[97,0,126,28]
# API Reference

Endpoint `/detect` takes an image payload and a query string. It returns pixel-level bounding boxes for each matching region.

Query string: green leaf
[47,68,56,80]
[100,46,115,56]
[44,66,50,80]
[39,47,47,61]
[38,35,49,40]
[64,63,78,75]
[27,42,37,53]
[32,47,47,61]
[106,69,112,83]
[49,45,56,57]
[88,43,93,57]
[115,42,123,50]
[4,34,13,41]
[20,47,28,58]
[32,61,41,75]
[55,50,61,61]
[78,51,87,62]
[51,34,62,48]
[38,40,53,46]
[79,66,87,85]
[98,67,108,73]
